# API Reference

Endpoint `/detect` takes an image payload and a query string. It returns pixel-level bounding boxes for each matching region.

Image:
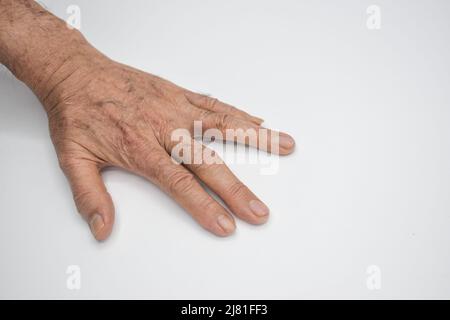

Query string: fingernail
[279,132,295,150]
[217,215,235,234]
[89,213,105,237]
[249,200,270,217]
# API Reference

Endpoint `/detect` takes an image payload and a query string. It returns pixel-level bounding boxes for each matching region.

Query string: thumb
[61,159,115,241]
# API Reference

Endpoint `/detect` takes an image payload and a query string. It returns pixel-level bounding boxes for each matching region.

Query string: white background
[1,0,449,299]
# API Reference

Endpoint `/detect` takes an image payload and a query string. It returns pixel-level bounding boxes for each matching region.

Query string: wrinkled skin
[1,0,295,241]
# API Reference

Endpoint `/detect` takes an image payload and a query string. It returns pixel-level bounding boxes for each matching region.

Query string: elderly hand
[0,0,295,241]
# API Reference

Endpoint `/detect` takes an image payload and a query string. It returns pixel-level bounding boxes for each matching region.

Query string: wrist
[0,0,106,111]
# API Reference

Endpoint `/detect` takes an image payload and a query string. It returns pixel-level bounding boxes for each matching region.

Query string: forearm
[0,0,103,110]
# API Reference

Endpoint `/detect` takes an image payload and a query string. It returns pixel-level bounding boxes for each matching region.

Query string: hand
[43,47,295,240]
[0,0,295,241]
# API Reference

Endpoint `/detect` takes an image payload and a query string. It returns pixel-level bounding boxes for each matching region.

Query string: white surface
[1,0,450,299]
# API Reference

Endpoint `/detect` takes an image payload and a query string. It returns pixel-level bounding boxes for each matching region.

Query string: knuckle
[206,97,219,110]
[157,122,173,152]
[214,113,233,130]
[227,181,248,198]
[73,189,97,206]
[165,169,195,194]
[198,109,212,121]
[73,189,109,217]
